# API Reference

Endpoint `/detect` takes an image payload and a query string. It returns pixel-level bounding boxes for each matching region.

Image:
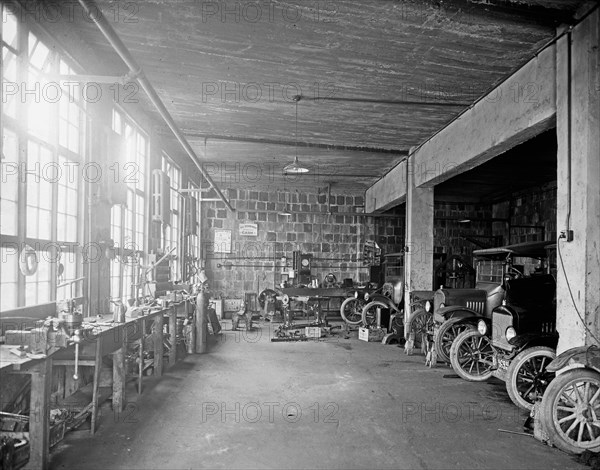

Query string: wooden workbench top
[0,308,168,373]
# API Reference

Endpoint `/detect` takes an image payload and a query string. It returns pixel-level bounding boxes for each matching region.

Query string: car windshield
[476,260,504,283]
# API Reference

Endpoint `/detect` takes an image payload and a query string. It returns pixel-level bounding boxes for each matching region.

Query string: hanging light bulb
[283,95,309,174]
[278,189,292,216]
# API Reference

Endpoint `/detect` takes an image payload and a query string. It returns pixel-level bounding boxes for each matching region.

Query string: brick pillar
[404,157,434,330]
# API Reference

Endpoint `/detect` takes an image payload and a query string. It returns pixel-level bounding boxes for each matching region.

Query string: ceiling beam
[450,0,578,25]
[173,131,410,156]
[303,96,471,107]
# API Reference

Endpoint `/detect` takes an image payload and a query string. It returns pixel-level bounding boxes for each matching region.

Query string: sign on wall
[239,223,258,237]
[214,229,232,253]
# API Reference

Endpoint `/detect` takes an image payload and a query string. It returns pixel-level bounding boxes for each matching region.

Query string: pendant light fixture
[283,95,309,174]
[278,187,292,217]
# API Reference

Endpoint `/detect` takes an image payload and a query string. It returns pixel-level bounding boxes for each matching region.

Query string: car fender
[434,306,480,324]
[553,363,587,376]
[508,333,559,352]
[367,295,401,313]
[547,345,600,374]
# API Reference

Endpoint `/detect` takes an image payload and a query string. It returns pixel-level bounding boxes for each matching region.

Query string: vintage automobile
[339,284,377,325]
[538,345,600,454]
[361,252,405,328]
[404,291,436,354]
[449,270,557,408]
[491,266,557,409]
[360,281,404,327]
[426,241,551,364]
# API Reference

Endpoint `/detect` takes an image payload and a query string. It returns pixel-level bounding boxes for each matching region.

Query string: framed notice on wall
[239,223,258,237]
[214,229,232,253]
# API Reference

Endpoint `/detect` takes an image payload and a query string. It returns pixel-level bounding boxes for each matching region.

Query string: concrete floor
[50,320,585,470]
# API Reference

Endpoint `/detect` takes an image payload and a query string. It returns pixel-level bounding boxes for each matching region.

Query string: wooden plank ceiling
[56,0,584,193]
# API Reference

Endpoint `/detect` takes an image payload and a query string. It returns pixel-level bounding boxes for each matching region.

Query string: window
[186,182,202,283]
[162,155,181,281]
[1,11,85,311]
[109,109,148,303]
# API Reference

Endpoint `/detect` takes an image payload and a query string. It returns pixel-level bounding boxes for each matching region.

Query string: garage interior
[0,1,599,469]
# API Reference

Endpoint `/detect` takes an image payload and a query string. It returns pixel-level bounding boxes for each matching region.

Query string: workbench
[281,287,350,316]
[0,303,187,470]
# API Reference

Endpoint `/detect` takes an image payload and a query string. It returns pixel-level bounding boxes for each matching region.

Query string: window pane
[112,109,122,134]
[26,141,54,239]
[24,250,52,306]
[0,246,18,311]
[27,35,54,143]
[2,47,18,118]
[2,9,18,47]
[1,129,19,235]
[57,251,80,298]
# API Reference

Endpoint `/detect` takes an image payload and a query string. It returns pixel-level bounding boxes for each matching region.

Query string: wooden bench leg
[26,359,51,470]
[91,338,102,435]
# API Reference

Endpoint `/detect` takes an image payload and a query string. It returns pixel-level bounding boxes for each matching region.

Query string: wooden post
[90,338,102,434]
[153,313,164,377]
[168,305,177,366]
[27,359,52,470]
[56,366,65,401]
[112,325,126,414]
[196,292,207,353]
[138,317,145,394]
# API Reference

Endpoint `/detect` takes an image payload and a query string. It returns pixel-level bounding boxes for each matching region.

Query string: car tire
[406,309,432,355]
[540,369,600,454]
[340,297,364,325]
[505,346,555,411]
[361,301,389,327]
[434,319,475,364]
[449,329,494,382]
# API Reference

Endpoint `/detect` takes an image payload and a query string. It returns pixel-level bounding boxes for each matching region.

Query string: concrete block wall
[433,202,494,258]
[370,206,405,255]
[202,188,400,297]
[492,182,557,244]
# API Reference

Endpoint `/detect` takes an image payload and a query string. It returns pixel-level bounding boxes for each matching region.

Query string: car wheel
[506,346,556,410]
[407,309,432,353]
[340,297,364,325]
[361,301,389,327]
[540,369,600,454]
[449,329,494,382]
[434,320,475,363]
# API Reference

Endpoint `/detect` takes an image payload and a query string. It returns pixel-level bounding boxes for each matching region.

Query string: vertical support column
[404,156,435,331]
[27,359,52,470]
[90,338,102,435]
[112,325,126,414]
[556,9,600,353]
[168,305,177,366]
[86,85,114,318]
[153,312,164,376]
